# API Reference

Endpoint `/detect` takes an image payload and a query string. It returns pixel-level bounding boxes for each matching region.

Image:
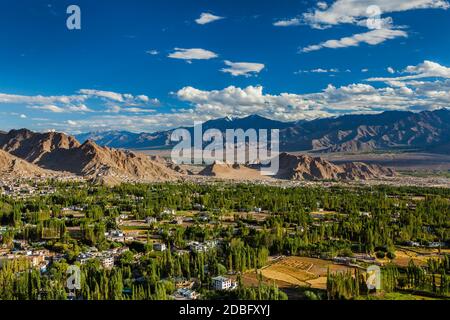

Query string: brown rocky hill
[39,140,179,182]
[0,149,57,178]
[0,129,80,163]
[0,129,179,183]
[276,153,395,181]
[198,153,394,181]
[199,161,272,181]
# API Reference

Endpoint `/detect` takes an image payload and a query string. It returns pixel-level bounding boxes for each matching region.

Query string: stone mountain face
[199,161,272,181]
[0,149,56,178]
[282,109,450,153]
[0,129,80,163]
[198,153,395,181]
[0,128,404,183]
[275,153,395,181]
[0,130,179,183]
[76,109,450,154]
[276,153,345,180]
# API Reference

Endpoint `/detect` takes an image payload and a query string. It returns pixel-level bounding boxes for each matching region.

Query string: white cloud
[273,18,301,27]
[168,48,218,61]
[368,60,450,82]
[78,89,157,107]
[174,79,450,125]
[317,2,328,10]
[175,85,376,121]
[312,68,339,73]
[146,50,159,55]
[291,1,448,55]
[303,0,449,29]
[10,61,450,133]
[0,89,157,116]
[387,67,396,74]
[220,60,265,77]
[301,28,407,52]
[296,68,341,74]
[79,89,125,102]
[136,95,149,102]
[20,114,27,119]
[106,105,122,113]
[122,107,156,113]
[0,93,84,105]
[29,105,66,113]
[31,75,450,133]
[67,104,93,112]
[195,13,224,25]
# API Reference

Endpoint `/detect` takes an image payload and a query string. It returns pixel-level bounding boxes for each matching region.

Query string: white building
[145,217,158,224]
[175,288,199,300]
[212,276,232,291]
[100,256,115,269]
[161,209,176,216]
[153,243,167,252]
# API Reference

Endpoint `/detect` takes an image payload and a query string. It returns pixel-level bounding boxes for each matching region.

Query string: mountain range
[0,127,396,184]
[76,109,450,154]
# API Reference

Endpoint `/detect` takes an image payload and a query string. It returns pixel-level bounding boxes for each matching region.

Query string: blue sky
[1,0,450,133]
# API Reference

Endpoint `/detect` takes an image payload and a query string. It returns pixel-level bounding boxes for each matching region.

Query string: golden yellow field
[378,247,450,267]
[258,256,354,290]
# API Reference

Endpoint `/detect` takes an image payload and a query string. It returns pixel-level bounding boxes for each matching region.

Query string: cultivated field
[380,247,450,267]
[256,256,355,290]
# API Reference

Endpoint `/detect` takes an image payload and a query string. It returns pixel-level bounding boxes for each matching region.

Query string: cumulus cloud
[368,60,450,82]
[7,70,450,134]
[317,2,328,10]
[79,89,126,102]
[273,18,301,27]
[106,105,122,113]
[30,74,450,133]
[0,89,158,115]
[296,1,448,53]
[174,78,450,125]
[175,84,381,121]
[168,48,218,61]
[78,89,158,106]
[220,60,265,77]
[146,50,159,55]
[67,104,93,113]
[303,0,449,29]
[8,61,450,133]
[195,13,224,25]
[301,28,407,52]
[387,67,396,74]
